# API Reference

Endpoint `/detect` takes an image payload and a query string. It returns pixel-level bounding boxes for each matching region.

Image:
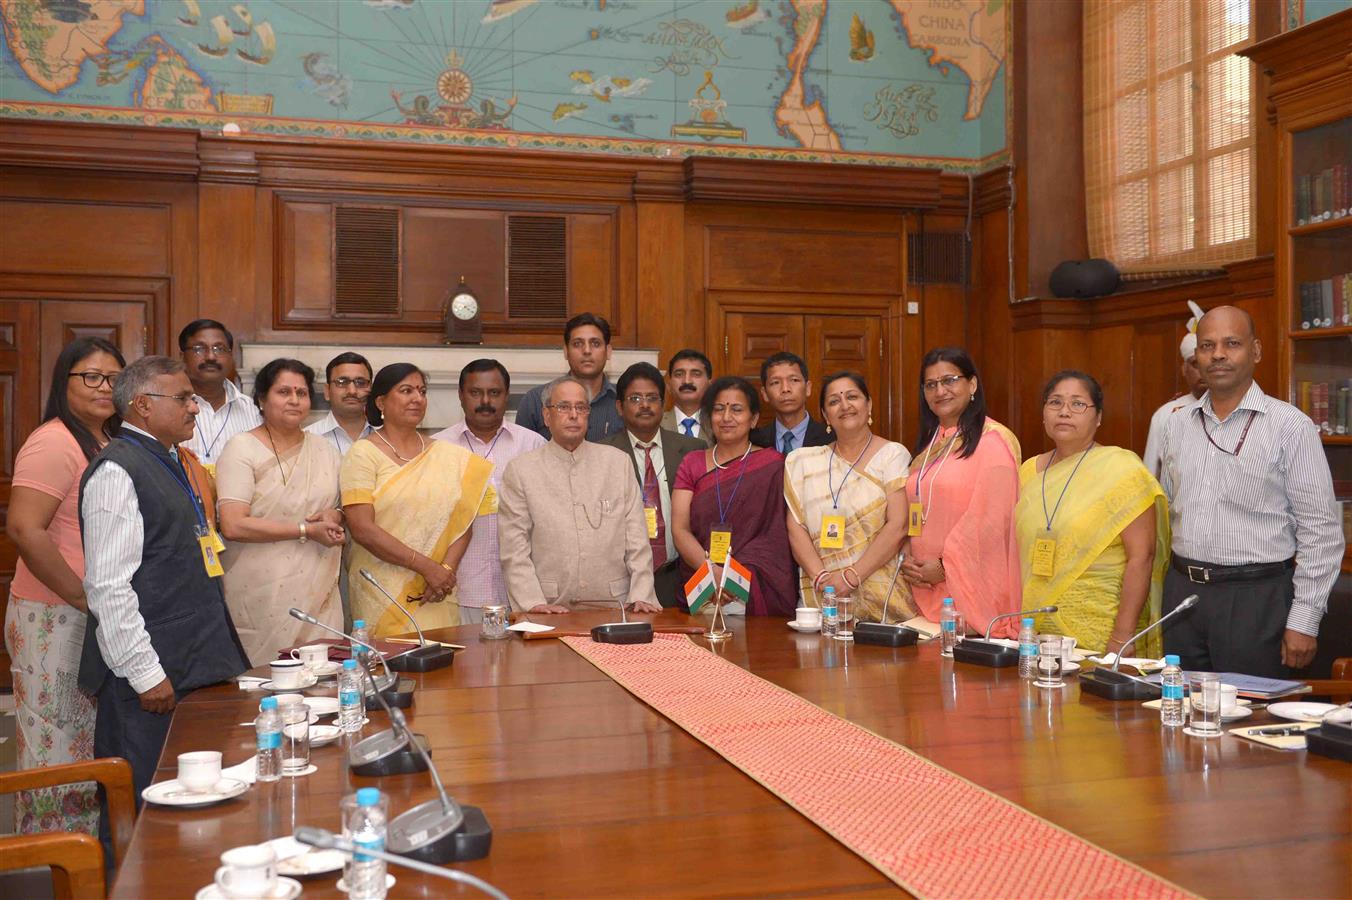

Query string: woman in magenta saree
[672,376,798,617]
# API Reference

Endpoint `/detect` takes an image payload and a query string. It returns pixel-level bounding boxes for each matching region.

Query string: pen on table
[1247,726,1313,737]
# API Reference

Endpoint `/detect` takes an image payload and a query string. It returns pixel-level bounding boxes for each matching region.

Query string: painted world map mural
[0,0,1008,169]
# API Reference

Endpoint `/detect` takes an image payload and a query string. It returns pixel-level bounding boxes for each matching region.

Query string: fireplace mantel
[240,343,659,430]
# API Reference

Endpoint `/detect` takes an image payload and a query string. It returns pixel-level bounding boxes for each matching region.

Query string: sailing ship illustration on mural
[671,71,746,142]
[191,4,274,65]
[178,0,201,27]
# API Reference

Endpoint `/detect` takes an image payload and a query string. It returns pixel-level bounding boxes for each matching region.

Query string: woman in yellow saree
[340,364,492,638]
[1016,371,1170,656]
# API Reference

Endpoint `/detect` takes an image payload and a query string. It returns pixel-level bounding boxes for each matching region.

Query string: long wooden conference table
[113,611,1350,898]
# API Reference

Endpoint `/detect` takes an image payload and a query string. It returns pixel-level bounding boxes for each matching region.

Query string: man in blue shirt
[515,312,624,442]
[750,352,830,453]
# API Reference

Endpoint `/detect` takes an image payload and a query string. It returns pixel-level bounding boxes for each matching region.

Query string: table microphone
[384,706,494,864]
[1080,594,1199,701]
[294,827,507,900]
[358,569,457,672]
[590,591,654,644]
[853,551,920,647]
[286,608,413,708]
[952,606,1058,668]
[345,654,431,777]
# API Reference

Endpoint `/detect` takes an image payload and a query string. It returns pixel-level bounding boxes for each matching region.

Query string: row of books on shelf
[1295,380,1352,436]
[1340,500,1352,545]
[1297,274,1352,329]
[1294,164,1351,225]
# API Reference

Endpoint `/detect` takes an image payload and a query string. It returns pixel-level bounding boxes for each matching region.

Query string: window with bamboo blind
[1084,0,1255,275]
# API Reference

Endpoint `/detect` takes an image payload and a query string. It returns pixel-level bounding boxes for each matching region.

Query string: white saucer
[302,696,340,717]
[196,876,301,899]
[336,873,396,892]
[308,660,342,678]
[277,848,345,877]
[1222,706,1253,721]
[260,673,319,692]
[1062,662,1081,675]
[282,764,318,778]
[1182,726,1223,738]
[143,777,249,808]
[309,724,341,746]
[1268,701,1338,722]
[787,620,820,633]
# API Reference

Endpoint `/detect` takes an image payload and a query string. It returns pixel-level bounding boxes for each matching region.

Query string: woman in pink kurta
[902,348,1023,638]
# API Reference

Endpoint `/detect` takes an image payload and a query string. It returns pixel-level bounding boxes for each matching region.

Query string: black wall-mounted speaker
[1049,258,1121,299]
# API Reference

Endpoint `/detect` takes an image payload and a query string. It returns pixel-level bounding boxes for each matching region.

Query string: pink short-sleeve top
[11,420,90,605]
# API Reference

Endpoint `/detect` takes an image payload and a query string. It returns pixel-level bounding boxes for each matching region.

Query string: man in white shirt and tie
[661,348,713,447]
[305,351,375,456]
[178,319,261,472]
[602,363,706,605]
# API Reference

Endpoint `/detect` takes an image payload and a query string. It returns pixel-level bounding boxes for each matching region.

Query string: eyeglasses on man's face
[547,402,590,416]
[142,392,196,406]
[331,377,371,390]
[186,343,231,358]
[1045,397,1094,413]
[922,374,966,394]
[624,393,662,406]
[69,371,119,389]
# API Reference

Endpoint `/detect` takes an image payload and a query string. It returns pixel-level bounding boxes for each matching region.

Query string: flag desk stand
[705,594,731,643]
[561,634,1194,900]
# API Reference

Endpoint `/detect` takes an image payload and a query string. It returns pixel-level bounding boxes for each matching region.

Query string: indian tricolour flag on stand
[719,555,753,604]
[684,561,717,613]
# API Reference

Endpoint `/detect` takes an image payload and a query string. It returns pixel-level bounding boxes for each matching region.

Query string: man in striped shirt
[1158,306,1344,677]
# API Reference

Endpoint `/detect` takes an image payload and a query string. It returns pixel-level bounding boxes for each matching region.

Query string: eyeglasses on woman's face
[922,374,966,394]
[1044,397,1095,414]
[69,371,118,389]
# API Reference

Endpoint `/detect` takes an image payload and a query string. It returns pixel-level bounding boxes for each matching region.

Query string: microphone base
[389,803,493,863]
[852,623,920,647]
[1306,723,1352,763]
[952,640,1020,668]
[386,644,456,673]
[365,677,416,711]
[348,731,432,776]
[1079,669,1161,701]
[590,622,654,644]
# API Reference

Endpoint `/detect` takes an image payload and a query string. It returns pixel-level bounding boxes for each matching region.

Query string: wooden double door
[0,296,150,688]
[722,310,889,436]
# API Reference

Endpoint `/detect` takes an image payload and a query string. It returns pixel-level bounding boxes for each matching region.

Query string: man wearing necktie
[661,348,715,447]
[603,363,706,605]
[751,352,832,452]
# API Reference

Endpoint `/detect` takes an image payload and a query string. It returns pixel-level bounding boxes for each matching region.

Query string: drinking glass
[1188,673,1223,737]
[1035,639,1064,688]
[953,613,966,643]
[481,604,509,640]
[835,595,854,641]
[280,702,310,774]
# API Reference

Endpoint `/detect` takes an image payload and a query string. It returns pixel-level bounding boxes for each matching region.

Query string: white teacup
[291,644,329,670]
[214,844,277,899]
[1219,683,1240,713]
[269,658,306,689]
[795,607,822,628]
[177,750,222,793]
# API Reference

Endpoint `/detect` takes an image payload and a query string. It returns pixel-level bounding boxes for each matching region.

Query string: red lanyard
[1198,408,1256,456]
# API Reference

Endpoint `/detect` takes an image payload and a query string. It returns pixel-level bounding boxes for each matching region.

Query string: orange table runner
[562,634,1191,899]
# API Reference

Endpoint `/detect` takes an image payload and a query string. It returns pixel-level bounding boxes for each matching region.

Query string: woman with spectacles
[341,364,493,636]
[1015,370,1167,656]
[214,359,346,665]
[902,347,1023,638]
[671,376,797,616]
[4,337,124,837]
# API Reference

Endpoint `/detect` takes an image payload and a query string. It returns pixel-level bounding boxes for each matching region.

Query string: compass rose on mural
[436,50,473,105]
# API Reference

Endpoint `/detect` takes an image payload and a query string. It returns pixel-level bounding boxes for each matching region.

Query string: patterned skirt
[4,596,99,835]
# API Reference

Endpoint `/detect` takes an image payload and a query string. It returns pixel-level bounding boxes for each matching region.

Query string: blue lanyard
[121,437,209,533]
[828,436,872,510]
[463,427,505,459]
[714,447,750,523]
[201,403,234,459]
[1040,443,1093,532]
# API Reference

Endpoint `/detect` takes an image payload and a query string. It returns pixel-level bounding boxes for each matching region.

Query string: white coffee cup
[291,644,329,670]
[795,607,822,628]
[269,658,306,689]
[214,844,277,899]
[1219,683,1239,713]
[177,750,222,793]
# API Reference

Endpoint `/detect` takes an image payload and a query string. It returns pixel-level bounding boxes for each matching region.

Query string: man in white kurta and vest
[498,376,663,614]
[79,356,248,853]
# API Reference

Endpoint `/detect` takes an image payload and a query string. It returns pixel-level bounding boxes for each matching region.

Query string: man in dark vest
[79,355,248,847]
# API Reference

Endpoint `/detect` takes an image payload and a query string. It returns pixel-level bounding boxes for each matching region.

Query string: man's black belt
[1171,555,1295,585]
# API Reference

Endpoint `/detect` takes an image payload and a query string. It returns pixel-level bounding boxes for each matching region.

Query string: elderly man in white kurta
[498,376,662,614]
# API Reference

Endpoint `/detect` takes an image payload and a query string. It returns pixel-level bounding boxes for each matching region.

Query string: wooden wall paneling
[634,198,687,363]
[972,206,1016,435]
[275,198,334,328]
[1127,320,1183,454]
[0,198,171,278]
[37,300,147,401]
[198,183,261,343]
[568,210,620,340]
[723,309,805,383]
[1084,324,1136,450]
[0,299,41,691]
[402,207,505,325]
[806,315,887,436]
[705,225,901,295]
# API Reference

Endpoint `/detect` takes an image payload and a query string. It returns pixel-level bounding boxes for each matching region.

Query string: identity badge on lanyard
[1034,443,1094,579]
[911,431,955,537]
[709,447,749,564]
[134,440,224,578]
[820,437,871,550]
